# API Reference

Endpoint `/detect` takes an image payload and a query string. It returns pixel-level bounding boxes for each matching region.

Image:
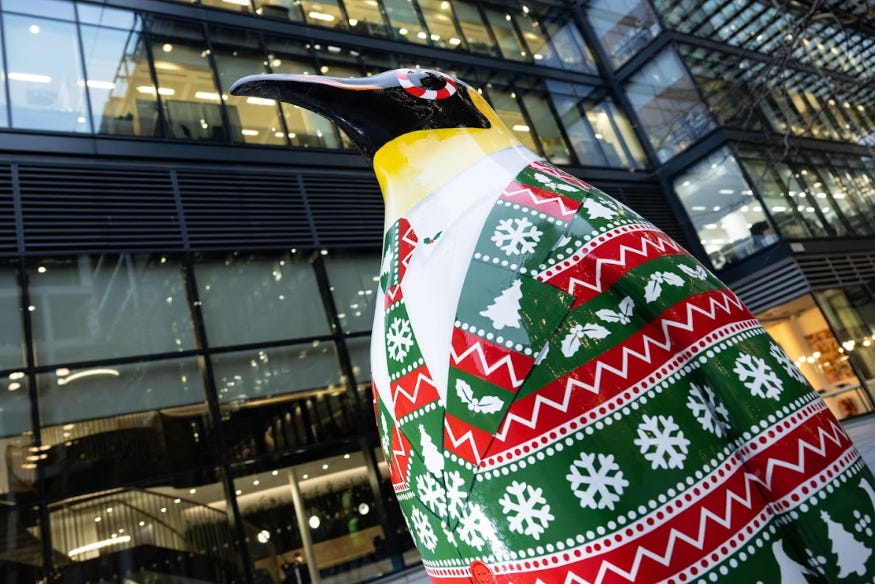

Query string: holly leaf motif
[596,296,634,324]
[561,327,582,358]
[644,279,663,303]
[679,264,708,280]
[583,323,610,339]
[454,379,503,414]
[662,272,685,286]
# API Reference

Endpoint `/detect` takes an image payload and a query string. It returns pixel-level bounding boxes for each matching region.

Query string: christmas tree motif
[771,540,815,583]
[480,280,523,330]
[821,510,872,578]
[419,424,444,477]
[581,197,616,220]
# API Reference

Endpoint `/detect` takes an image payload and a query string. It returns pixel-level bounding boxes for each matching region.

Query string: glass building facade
[0,0,872,582]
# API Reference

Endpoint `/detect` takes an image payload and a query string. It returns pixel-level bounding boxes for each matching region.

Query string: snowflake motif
[769,343,807,383]
[457,503,493,550]
[687,383,731,437]
[445,470,467,520]
[440,520,457,547]
[853,509,873,537]
[734,353,783,400]
[634,415,690,470]
[491,217,542,256]
[499,481,554,540]
[386,317,414,361]
[566,451,628,510]
[416,472,447,517]
[410,507,438,552]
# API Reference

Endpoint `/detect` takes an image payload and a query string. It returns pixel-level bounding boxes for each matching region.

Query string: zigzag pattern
[502,416,853,584]
[502,184,579,218]
[492,293,747,441]
[450,340,528,388]
[444,419,485,465]
[546,231,684,295]
[392,370,437,410]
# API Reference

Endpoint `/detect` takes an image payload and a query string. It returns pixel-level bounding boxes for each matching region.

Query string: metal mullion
[0,8,13,128]
[732,3,772,47]
[202,21,234,144]
[72,3,97,135]
[473,1,503,59]
[181,255,256,584]
[806,164,858,235]
[602,100,639,168]
[140,14,171,139]
[408,0,433,48]
[258,31,292,146]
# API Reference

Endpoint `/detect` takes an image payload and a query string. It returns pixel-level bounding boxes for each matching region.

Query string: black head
[230,68,491,162]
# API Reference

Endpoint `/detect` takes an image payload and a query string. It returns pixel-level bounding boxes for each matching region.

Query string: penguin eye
[396,69,457,100]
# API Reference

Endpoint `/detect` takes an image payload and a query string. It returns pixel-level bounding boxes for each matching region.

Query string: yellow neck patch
[372,92,520,231]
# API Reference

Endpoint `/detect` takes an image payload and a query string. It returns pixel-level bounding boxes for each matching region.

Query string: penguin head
[229,68,517,163]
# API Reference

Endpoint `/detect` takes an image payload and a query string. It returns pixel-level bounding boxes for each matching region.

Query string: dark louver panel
[797,253,875,290]
[18,165,180,253]
[302,173,384,247]
[593,179,692,250]
[0,165,16,255]
[177,170,312,250]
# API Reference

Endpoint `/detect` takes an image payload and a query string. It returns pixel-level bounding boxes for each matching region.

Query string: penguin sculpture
[231,69,875,583]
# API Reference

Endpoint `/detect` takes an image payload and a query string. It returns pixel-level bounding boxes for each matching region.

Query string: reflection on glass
[0,506,42,581]
[673,148,775,269]
[5,14,87,132]
[383,0,428,44]
[3,0,75,18]
[201,0,253,12]
[79,17,161,137]
[536,17,596,73]
[625,48,716,162]
[35,360,213,497]
[345,0,390,37]
[758,294,872,421]
[0,374,33,505]
[452,3,496,57]
[587,100,647,168]
[418,0,464,49]
[817,286,875,387]
[50,471,244,581]
[195,252,329,347]
[28,255,194,364]
[483,7,528,61]
[323,253,380,334]
[486,85,538,153]
[215,343,357,460]
[254,0,304,20]
[301,0,347,29]
[586,0,660,68]
[519,91,571,164]
[737,156,822,239]
[264,38,345,148]
[0,266,23,371]
[345,336,372,389]
[233,451,395,584]
[145,17,228,141]
[210,27,287,145]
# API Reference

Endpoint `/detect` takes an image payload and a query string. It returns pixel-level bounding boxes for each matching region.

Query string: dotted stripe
[772,448,864,515]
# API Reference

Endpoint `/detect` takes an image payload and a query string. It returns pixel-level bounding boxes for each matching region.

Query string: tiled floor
[374,414,875,584]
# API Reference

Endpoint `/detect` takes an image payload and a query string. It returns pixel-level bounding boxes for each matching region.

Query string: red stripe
[391,365,440,420]
[499,181,582,220]
[451,328,534,391]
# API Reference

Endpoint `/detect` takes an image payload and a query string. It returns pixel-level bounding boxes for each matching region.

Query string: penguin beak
[230,72,401,161]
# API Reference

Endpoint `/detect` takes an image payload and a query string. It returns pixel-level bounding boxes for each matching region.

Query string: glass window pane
[214,343,356,459]
[0,378,34,505]
[345,336,372,388]
[586,0,660,68]
[520,90,572,164]
[3,0,75,19]
[5,14,87,132]
[50,471,244,581]
[758,294,871,420]
[76,4,137,28]
[817,286,875,388]
[28,255,194,364]
[485,83,538,153]
[263,38,344,148]
[737,156,821,239]
[254,0,304,20]
[538,17,596,73]
[323,253,379,334]
[452,3,497,57]
[0,506,42,581]
[344,0,390,37]
[418,0,464,49]
[201,0,253,13]
[37,359,214,497]
[145,17,227,142]
[80,19,161,137]
[625,48,716,162]
[673,148,776,270]
[213,342,343,404]
[195,252,329,346]
[588,100,647,168]
[233,451,397,583]
[301,0,347,29]
[210,27,287,145]
[483,7,527,61]
[383,0,428,44]
[0,266,23,371]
